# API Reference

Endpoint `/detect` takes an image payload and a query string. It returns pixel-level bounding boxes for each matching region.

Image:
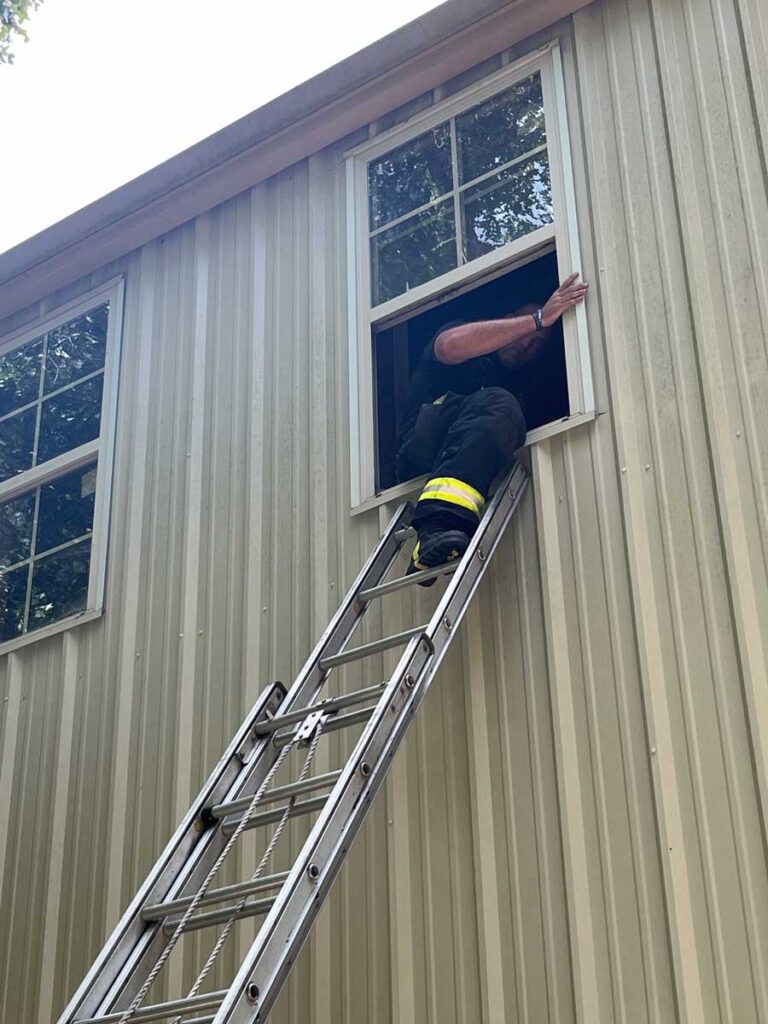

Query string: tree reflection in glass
[462,155,553,260]
[368,124,452,231]
[456,74,546,184]
[371,200,457,305]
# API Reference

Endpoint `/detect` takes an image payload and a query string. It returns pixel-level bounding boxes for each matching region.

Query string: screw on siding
[650,747,657,755]
[736,430,742,438]
[644,464,650,471]
[198,630,203,636]
[621,467,627,474]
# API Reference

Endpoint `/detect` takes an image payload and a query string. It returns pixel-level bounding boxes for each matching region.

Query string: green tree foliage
[0,0,44,65]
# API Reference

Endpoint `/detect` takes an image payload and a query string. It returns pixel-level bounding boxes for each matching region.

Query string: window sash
[0,278,124,648]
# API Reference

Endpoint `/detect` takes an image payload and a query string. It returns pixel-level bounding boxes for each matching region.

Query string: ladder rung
[253,682,387,736]
[273,704,378,748]
[141,871,289,922]
[319,625,427,670]
[222,794,327,836]
[206,770,342,822]
[358,561,458,602]
[178,1018,215,1024]
[75,990,227,1024]
[163,894,275,935]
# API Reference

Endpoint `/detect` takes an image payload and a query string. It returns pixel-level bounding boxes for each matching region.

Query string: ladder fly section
[57,462,529,1024]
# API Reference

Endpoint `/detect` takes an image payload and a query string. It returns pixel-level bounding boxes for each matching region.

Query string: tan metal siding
[1,0,767,1020]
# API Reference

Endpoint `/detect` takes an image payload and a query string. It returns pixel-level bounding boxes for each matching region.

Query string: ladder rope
[115,734,300,1024]
[170,723,325,1023]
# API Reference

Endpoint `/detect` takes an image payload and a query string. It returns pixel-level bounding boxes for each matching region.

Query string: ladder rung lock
[75,989,227,1024]
[319,625,427,671]
[358,561,458,602]
[163,894,276,935]
[273,704,377,749]
[252,682,387,736]
[222,794,328,836]
[141,870,290,922]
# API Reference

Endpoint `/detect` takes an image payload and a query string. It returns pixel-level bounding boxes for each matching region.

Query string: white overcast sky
[0,0,445,255]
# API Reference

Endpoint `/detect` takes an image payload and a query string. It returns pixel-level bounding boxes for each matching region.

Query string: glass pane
[456,73,546,185]
[28,538,91,632]
[0,407,36,484]
[36,463,97,555]
[461,153,553,261]
[0,491,35,568]
[37,376,103,466]
[371,200,457,306]
[0,564,28,642]
[0,337,43,417]
[368,124,452,230]
[44,303,109,395]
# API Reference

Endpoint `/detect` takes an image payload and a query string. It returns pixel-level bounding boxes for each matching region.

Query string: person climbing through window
[395,272,589,584]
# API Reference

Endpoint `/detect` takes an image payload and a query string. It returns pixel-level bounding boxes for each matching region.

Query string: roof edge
[0,0,592,322]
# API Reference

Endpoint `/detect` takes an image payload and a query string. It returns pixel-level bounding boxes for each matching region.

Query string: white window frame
[345,41,593,508]
[0,277,125,654]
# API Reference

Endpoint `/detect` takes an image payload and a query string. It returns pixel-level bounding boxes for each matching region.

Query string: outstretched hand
[541,272,589,327]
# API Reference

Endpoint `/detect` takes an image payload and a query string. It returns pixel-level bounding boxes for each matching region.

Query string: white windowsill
[350,408,596,516]
[0,607,103,657]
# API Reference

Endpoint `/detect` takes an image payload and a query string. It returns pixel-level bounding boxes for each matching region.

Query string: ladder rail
[58,501,412,1024]
[218,463,529,1024]
[56,681,285,1024]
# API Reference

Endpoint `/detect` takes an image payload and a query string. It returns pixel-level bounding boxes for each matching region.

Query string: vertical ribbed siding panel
[2,2,768,1021]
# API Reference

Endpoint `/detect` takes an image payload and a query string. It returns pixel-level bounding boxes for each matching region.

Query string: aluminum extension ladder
[57,462,528,1024]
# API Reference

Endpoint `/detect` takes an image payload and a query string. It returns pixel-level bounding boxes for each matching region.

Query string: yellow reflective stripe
[432,394,447,405]
[412,540,428,570]
[418,477,485,516]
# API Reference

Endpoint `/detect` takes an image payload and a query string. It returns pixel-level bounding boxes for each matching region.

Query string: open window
[346,42,593,507]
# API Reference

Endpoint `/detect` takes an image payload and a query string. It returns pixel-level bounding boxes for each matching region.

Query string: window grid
[367,79,550,296]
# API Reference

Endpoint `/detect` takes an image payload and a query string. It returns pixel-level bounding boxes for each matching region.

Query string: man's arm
[434,272,589,366]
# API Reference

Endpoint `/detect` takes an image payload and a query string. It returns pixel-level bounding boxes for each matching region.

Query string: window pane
[0,407,36,483]
[0,491,35,568]
[368,124,452,230]
[28,538,91,632]
[456,73,546,185]
[461,153,553,261]
[371,200,457,305]
[0,564,28,642]
[44,303,109,395]
[37,376,103,466]
[0,337,43,417]
[36,463,97,555]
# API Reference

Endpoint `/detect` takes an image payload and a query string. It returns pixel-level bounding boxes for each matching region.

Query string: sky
[0,0,445,255]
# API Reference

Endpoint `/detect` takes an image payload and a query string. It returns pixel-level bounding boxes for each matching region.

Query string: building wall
[1,0,767,1020]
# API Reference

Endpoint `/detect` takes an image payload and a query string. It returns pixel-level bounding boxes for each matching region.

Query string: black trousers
[395,388,526,528]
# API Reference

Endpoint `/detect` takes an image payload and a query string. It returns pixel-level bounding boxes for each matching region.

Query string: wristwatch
[532,308,545,331]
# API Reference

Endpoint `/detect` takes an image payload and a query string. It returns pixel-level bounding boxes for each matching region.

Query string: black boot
[407,514,472,588]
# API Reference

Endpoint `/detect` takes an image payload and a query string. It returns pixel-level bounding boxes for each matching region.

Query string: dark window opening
[374,250,567,492]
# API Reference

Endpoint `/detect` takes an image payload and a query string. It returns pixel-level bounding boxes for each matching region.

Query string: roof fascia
[0,0,592,321]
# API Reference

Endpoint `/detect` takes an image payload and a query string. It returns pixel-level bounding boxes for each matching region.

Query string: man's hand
[540,272,589,328]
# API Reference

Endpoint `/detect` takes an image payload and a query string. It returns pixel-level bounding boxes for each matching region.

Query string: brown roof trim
[0,0,591,321]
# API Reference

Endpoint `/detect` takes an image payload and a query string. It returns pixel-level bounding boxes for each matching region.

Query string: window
[0,281,123,648]
[346,43,593,506]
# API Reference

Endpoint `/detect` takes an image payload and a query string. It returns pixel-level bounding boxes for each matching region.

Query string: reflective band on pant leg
[417,477,485,517]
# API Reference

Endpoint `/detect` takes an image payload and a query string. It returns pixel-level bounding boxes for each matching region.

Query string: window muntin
[0,290,120,647]
[366,71,552,307]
